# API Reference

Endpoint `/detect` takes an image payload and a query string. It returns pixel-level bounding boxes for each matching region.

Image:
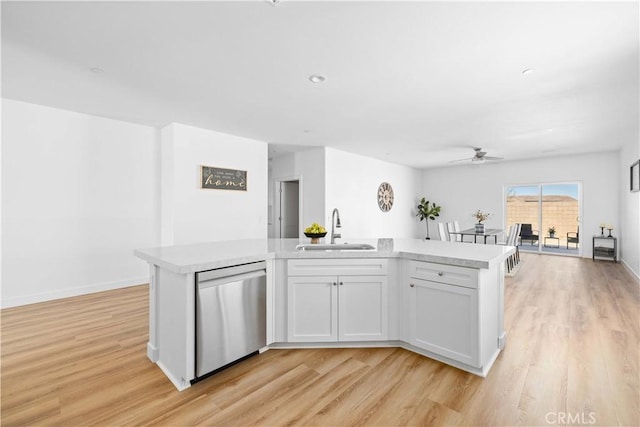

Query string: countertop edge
[134,245,516,274]
[134,249,277,274]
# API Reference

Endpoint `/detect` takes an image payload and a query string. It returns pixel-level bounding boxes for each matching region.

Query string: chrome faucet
[331,208,342,244]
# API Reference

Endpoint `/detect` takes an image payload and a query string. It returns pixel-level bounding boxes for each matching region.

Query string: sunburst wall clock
[377,182,394,212]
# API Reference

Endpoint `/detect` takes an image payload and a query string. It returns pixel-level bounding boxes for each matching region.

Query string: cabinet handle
[332,282,337,286]
[410,283,415,287]
[438,272,444,277]
[339,281,344,286]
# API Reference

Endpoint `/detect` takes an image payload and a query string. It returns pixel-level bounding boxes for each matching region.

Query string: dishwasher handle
[197,261,266,282]
[197,270,266,290]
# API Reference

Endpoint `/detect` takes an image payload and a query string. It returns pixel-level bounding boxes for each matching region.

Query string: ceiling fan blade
[483,156,504,160]
[448,157,474,163]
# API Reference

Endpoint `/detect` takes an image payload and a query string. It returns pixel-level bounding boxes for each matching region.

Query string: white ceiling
[2,0,638,168]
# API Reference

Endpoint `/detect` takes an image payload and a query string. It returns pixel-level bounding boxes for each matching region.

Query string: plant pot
[549,233,555,238]
[475,223,485,233]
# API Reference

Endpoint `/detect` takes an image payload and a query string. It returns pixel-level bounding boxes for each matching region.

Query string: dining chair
[498,224,520,272]
[447,221,461,242]
[513,223,522,264]
[446,222,456,241]
[437,222,450,241]
[498,224,513,270]
[497,224,513,245]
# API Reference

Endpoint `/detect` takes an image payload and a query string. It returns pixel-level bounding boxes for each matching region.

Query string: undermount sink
[296,243,376,251]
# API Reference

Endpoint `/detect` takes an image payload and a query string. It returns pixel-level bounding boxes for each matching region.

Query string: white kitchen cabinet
[338,276,388,341]
[408,277,479,367]
[287,259,388,342]
[287,276,337,341]
[407,260,486,368]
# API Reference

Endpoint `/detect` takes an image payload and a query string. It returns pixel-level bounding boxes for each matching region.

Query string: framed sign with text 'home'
[201,166,247,191]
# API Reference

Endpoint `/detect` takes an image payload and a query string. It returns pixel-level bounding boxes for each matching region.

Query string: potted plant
[548,226,556,238]
[416,198,441,240]
[472,210,491,233]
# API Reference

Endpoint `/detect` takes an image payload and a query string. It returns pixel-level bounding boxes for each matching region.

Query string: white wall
[295,149,326,230]
[269,148,326,238]
[421,151,620,258]
[324,148,423,239]
[1,99,160,308]
[619,139,640,278]
[160,123,267,245]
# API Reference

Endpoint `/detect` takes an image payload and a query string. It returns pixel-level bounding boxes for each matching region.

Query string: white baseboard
[620,258,640,282]
[147,342,159,363]
[0,276,149,309]
[156,361,191,391]
[498,332,507,349]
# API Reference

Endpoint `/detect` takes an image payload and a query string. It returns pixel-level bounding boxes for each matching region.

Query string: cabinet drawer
[288,258,388,276]
[409,261,477,289]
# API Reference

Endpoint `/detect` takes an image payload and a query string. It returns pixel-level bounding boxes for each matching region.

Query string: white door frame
[274,175,303,239]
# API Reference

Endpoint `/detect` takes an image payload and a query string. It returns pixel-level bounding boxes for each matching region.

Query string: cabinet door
[338,276,388,341]
[409,278,480,367]
[287,276,337,342]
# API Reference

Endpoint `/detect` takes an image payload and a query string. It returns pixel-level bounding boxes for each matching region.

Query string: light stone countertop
[134,238,516,274]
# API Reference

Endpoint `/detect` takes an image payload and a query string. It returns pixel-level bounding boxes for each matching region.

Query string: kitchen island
[135,238,515,390]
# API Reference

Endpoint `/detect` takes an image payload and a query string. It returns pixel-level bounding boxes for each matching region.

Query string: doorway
[275,179,301,238]
[505,182,581,256]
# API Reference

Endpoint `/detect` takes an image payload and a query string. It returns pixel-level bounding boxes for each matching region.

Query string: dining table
[450,228,504,244]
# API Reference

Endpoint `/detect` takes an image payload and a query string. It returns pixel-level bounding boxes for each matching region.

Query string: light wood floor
[2,254,639,426]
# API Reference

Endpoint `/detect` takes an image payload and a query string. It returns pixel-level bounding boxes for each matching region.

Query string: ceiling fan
[449,147,504,164]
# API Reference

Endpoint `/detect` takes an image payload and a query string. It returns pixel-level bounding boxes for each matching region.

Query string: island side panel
[147,264,159,362]
[185,272,195,381]
[156,268,196,390]
[478,266,500,368]
[478,260,507,351]
[496,261,506,349]
[273,259,288,342]
[266,259,275,345]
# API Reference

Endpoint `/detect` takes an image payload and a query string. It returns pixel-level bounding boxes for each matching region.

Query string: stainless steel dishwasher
[195,261,266,379]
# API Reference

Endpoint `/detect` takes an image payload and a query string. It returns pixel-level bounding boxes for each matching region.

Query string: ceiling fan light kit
[308,75,326,84]
[449,147,504,164]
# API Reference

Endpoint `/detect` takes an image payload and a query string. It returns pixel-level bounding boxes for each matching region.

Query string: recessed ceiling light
[90,67,104,74]
[309,75,326,83]
[522,68,534,75]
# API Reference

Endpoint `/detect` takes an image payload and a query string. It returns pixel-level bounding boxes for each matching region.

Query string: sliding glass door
[505,183,581,256]
[505,185,540,251]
